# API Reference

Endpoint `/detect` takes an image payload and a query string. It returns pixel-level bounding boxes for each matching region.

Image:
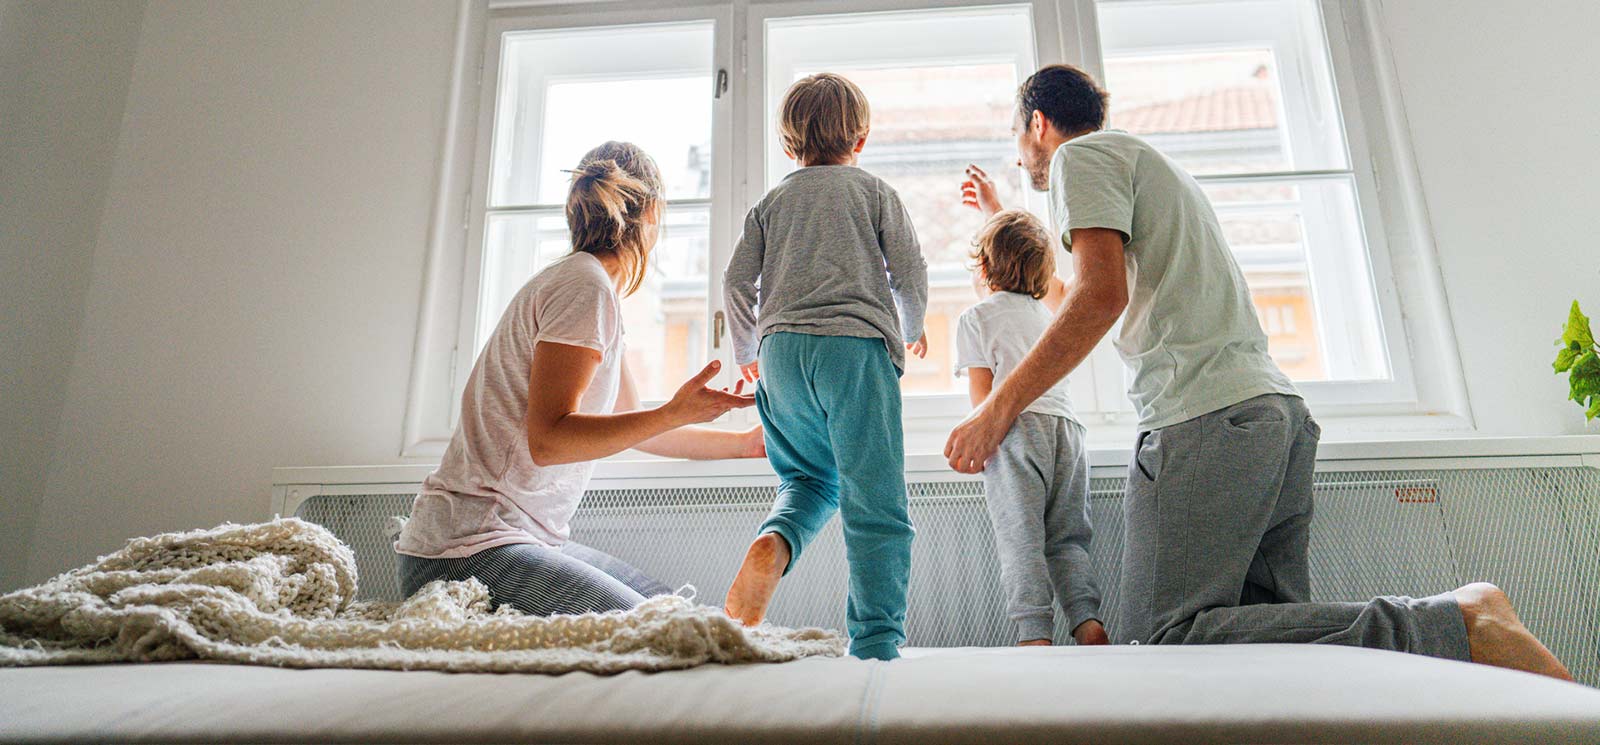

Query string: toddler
[956,209,1106,646]
[721,73,928,661]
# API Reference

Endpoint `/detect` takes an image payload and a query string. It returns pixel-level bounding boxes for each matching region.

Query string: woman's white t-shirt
[396,252,623,559]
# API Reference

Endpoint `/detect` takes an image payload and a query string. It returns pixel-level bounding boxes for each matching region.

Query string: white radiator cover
[274,439,1600,686]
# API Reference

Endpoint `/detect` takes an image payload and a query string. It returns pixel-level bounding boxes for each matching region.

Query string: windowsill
[277,434,1600,489]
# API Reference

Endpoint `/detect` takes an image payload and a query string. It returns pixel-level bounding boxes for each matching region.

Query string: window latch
[714,68,729,99]
[713,310,726,348]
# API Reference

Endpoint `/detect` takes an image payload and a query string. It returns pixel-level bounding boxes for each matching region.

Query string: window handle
[714,68,729,99]
[713,310,726,349]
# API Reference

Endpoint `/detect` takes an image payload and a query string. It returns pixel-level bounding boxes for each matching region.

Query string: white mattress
[3,644,1598,743]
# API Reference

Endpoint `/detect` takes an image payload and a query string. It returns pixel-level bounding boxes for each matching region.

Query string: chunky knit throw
[0,518,845,673]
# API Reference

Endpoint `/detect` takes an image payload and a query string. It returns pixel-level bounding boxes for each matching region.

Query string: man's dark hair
[1017,64,1109,134]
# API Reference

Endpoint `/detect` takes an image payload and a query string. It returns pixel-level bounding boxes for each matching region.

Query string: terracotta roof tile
[1114,86,1278,135]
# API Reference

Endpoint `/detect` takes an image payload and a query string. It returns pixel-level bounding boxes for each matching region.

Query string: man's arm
[944,228,1127,473]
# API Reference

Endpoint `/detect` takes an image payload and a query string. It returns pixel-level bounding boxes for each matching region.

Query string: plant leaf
[1569,351,1600,403]
[1555,340,1582,373]
[1588,396,1600,422]
[1560,300,1595,350]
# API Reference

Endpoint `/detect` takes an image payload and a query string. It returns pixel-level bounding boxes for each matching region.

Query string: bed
[4,643,1599,743]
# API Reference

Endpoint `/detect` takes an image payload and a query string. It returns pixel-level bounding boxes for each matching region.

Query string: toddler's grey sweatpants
[983,411,1103,642]
[1119,393,1470,661]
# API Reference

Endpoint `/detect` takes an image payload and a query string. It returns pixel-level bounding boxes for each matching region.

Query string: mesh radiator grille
[296,466,1599,685]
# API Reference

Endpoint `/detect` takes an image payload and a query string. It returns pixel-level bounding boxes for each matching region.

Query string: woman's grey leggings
[397,542,674,616]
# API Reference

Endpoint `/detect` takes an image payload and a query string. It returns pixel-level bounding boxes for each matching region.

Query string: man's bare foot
[1073,619,1110,646]
[1019,638,1051,646]
[724,533,790,626]
[1455,582,1573,681]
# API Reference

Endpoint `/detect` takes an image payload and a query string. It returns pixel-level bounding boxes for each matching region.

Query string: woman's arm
[523,342,754,466]
[966,367,995,408]
[616,358,765,460]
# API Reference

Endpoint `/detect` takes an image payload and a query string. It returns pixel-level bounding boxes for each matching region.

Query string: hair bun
[572,159,623,184]
[564,141,664,298]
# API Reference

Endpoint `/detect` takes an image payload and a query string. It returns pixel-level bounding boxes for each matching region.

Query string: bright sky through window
[538,77,713,204]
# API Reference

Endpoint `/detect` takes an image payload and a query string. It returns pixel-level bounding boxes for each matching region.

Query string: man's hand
[944,401,1014,474]
[740,360,760,383]
[961,164,1003,217]
[906,334,928,360]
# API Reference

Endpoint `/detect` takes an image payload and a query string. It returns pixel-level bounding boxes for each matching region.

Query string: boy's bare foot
[1455,582,1573,681]
[1019,638,1051,646]
[724,533,790,626]
[1072,619,1110,646]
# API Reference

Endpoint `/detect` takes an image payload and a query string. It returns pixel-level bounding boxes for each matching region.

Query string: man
[946,64,1571,680]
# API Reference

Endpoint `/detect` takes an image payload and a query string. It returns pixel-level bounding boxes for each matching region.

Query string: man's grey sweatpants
[1120,393,1471,661]
[984,412,1102,642]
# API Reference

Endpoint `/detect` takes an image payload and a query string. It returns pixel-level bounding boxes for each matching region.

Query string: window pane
[1098,0,1348,175]
[765,6,1042,396]
[1203,176,1389,381]
[478,212,569,349]
[480,21,716,409]
[492,22,714,206]
[624,206,710,402]
[477,207,710,403]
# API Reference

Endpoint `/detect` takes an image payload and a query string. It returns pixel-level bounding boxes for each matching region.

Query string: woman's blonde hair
[565,141,663,297]
[971,209,1056,299]
[778,73,871,165]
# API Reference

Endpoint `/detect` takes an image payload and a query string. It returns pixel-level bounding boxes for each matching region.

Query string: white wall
[0,0,145,589]
[10,0,1599,585]
[19,0,456,586]
[1377,0,1600,436]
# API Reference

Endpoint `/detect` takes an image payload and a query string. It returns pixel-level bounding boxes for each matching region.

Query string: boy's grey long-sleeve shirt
[722,165,928,371]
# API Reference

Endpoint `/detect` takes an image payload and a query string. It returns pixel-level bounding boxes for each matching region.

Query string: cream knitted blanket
[0,518,845,673]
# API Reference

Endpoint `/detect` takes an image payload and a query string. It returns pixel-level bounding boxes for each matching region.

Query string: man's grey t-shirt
[1050,130,1297,431]
[723,165,928,371]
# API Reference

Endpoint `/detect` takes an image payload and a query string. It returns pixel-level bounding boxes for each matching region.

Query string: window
[475,21,717,403]
[402,0,1465,457]
[1096,0,1394,385]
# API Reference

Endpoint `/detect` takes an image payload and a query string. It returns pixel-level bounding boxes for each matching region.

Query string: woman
[395,141,760,615]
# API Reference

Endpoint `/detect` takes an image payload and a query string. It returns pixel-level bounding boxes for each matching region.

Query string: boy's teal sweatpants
[754,331,914,661]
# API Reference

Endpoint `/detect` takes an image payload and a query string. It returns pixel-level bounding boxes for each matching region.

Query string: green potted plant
[1554,300,1600,421]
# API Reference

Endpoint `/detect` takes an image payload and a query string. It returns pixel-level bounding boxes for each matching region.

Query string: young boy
[721,73,928,661]
[956,209,1107,646]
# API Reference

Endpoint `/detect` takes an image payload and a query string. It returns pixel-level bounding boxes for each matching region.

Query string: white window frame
[401,0,1471,458]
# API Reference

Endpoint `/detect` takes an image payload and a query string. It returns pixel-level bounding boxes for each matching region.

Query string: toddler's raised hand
[907,334,928,360]
[961,164,1003,217]
[740,360,760,383]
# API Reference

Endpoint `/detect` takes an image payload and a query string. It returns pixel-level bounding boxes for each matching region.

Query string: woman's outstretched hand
[665,360,756,426]
[961,164,1003,217]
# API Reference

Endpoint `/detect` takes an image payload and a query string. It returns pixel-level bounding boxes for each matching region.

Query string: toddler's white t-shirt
[396,252,623,559]
[954,291,1077,422]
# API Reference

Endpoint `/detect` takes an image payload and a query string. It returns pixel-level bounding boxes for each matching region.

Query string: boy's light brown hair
[778,73,870,165]
[972,209,1056,299]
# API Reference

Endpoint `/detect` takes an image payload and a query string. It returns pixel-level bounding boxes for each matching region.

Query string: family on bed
[393,65,1572,681]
